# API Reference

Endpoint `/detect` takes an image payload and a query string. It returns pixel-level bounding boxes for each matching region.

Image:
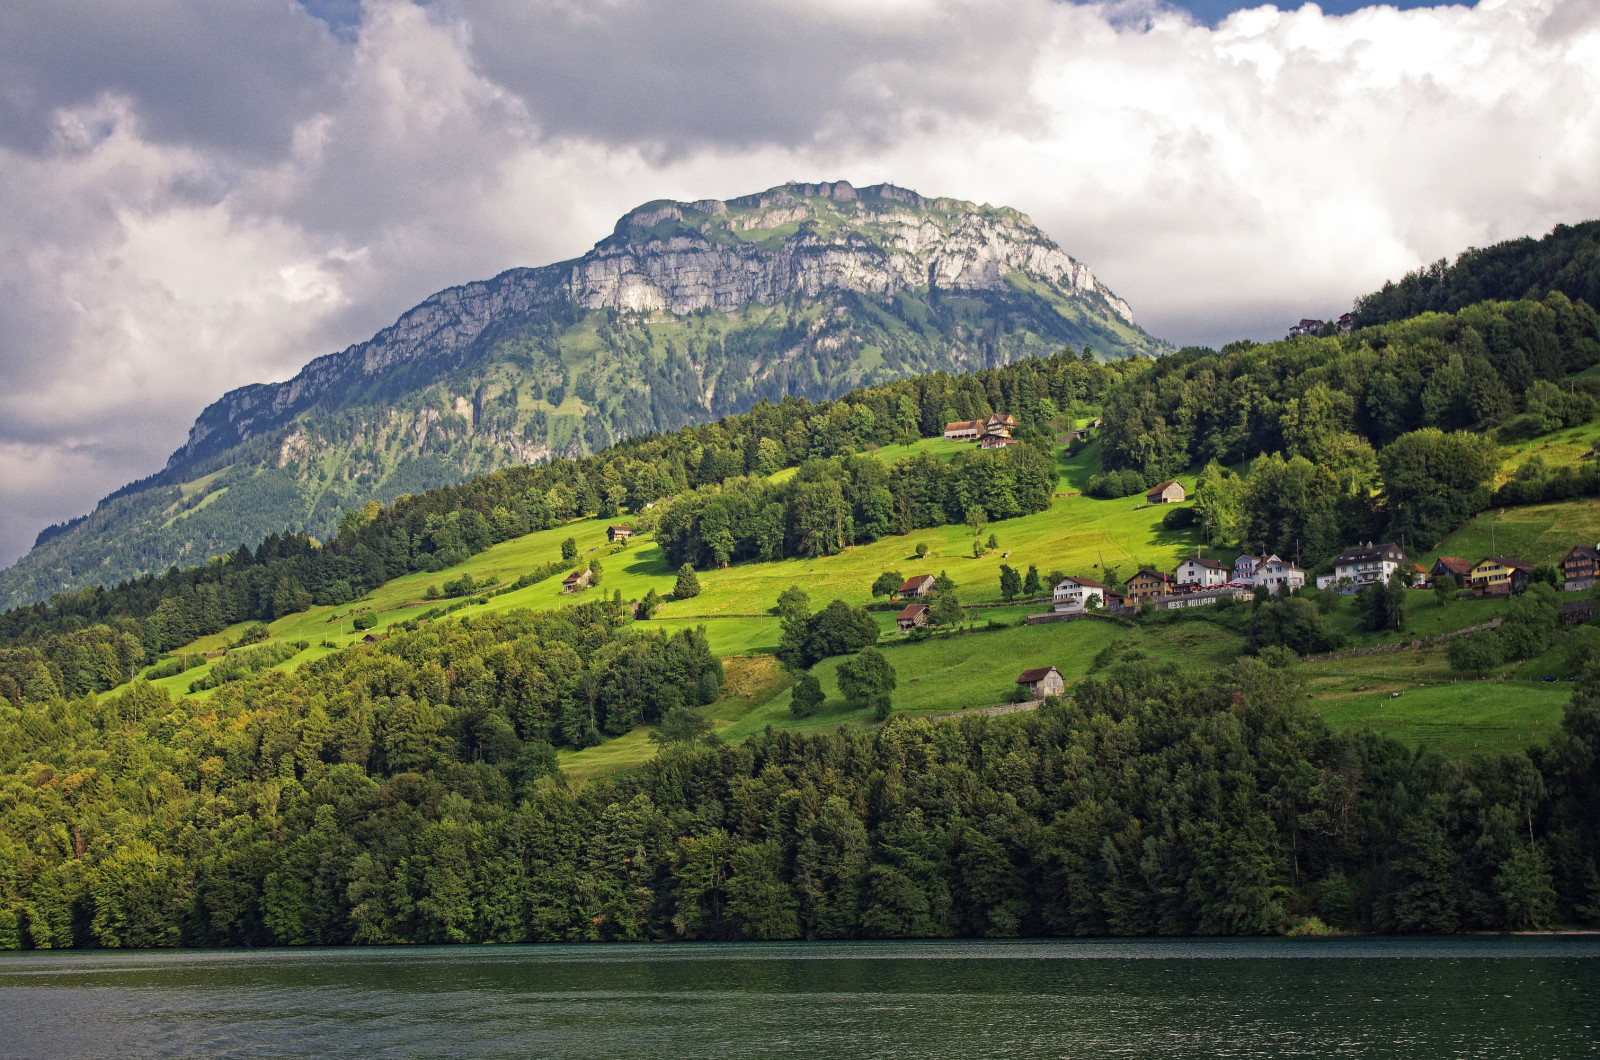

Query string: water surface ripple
[1,937,1596,1059]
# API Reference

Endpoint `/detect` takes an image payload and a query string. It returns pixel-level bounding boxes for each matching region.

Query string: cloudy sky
[0,0,1597,568]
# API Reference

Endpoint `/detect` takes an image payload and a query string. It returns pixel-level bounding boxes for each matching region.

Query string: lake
[1,937,1596,1058]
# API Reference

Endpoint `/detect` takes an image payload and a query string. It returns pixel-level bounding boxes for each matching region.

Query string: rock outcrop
[168,182,1141,469]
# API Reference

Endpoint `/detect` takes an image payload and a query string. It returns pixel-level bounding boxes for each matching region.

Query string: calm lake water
[1,937,1596,1059]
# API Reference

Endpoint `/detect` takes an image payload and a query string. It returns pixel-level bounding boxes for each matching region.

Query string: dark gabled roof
[899,574,935,592]
[1147,480,1183,493]
[897,603,928,620]
[1433,556,1474,576]
[1065,576,1108,590]
[1565,544,1599,560]
[1016,666,1061,684]
[1133,567,1174,583]
[1478,555,1534,572]
[1333,542,1409,565]
[1179,557,1230,571]
[562,569,585,582]
[607,524,634,532]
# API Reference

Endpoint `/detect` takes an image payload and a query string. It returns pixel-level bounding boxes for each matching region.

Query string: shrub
[674,563,701,599]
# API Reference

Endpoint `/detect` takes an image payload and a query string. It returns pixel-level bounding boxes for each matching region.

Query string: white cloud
[1,0,1598,566]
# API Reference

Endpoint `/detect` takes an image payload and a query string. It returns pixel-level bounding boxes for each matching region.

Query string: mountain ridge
[2,180,1164,608]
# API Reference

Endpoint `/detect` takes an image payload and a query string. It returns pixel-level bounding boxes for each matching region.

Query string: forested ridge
[1353,220,1600,328]
[1095,295,1600,564]
[0,351,1122,708]
[2,616,1596,946]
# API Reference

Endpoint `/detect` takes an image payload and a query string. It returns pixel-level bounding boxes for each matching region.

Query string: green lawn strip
[1494,420,1600,482]
[1419,499,1600,569]
[1313,680,1570,758]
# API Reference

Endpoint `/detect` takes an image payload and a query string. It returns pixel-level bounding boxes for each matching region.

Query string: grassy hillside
[132,434,1599,779]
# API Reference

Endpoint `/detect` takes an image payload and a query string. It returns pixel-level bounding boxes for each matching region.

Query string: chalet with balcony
[1127,568,1175,603]
[1468,556,1533,596]
[1053,576,1107,613]
[1319,542,1411,592]
[1562,544,1598,591]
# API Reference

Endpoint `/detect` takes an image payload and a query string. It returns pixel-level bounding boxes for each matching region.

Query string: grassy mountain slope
[5,182,1164,609]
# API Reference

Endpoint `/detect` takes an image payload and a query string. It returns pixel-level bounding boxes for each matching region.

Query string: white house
[1253,555,1306,593]
[1173,557,1230,588]
[1324,542,1410,592]
[1053,576,1107,613]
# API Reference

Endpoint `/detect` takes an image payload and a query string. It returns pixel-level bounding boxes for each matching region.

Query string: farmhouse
[1174,556,1230,588]
[896,603,929,631]
[1127,567,1175,603]
[943,419,984,441]
[1254,555,1306,593]
[1431,556,1473,582]
[1562,544,1598,591]
[1146,480,1186,504]
[1016,666,1066,700]
[361,633,388,644]
[1468,556,1532,596]
[898,574,937,599]
[1052,576,1107,613]
[606,525,635,542]
[561,569,593,593]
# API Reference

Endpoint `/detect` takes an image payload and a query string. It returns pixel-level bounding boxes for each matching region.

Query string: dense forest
[1354,220,1600,327]
[0,351,1120,706]
[1096,295,1600,563]
[2,604,1595,946]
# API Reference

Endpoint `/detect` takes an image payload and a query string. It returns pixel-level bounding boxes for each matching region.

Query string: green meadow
[145,435,1597,779]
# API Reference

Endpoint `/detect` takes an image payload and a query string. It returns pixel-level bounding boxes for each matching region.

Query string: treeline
[1098,296,1600,562]
[1353,220,1600,328]
[2,634,1595,947]
[654,445,1055,570]
[0,351,1125,705]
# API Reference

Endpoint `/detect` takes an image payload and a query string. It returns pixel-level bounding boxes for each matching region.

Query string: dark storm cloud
[455,0,1049,152]
[0,0,342,159]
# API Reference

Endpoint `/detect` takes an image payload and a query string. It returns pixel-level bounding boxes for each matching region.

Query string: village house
[1468,556,1533,596]
[898,574,937,599]
[1053,576,1107,613]
[1317,542,1411,592]
[1174,556,1230,588]
[1104,592,1133,614]
[1127,567,1175,604]
[1288,318,1324,338]
[361,633,388,645]
[1152,584,1253,610]
[606,525,635,542]
[1431,556,1473,584]
[1146,480,1186,504]
[985,413,1017,436]
[979,433,1020,450]
[1337,312,1355,335]
[1234,555,1264,583]
[1015,666,1066,700]
[1561,544,1598,591]
[561,568,593,593]
[1253,555,1306,593]
[896,603,929,632]
[943,419,985,441]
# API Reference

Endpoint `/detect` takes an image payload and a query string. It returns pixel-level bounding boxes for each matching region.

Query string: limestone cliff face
[168,181,1140,469]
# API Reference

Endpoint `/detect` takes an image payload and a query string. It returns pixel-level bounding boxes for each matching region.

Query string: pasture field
[1418,498,1600,570]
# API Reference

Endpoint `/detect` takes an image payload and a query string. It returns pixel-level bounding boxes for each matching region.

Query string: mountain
[2,180,1164,609]
[1353,218,1600,328]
